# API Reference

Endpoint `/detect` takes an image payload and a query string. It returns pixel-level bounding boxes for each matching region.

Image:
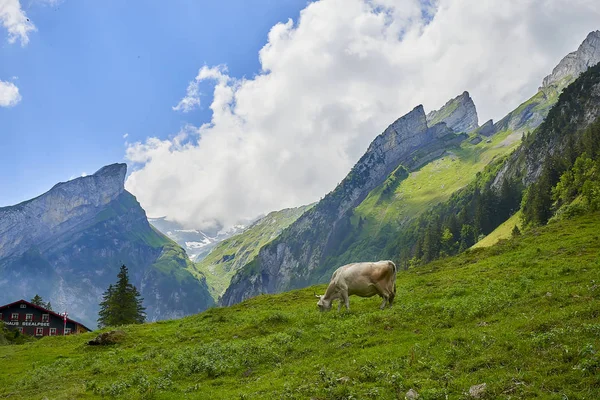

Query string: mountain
[221,97,474,305]
[426,91,479,133]
[221,31,600,306]
[3,212,600,399]
[148,217,247,261]
[0,164,214,328]
[194,204,311,300]
[541,30,600,88]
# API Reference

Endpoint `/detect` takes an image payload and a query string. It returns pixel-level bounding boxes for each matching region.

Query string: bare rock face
[427,91,479,133]
[0,164,127,260]
[541,31,600,89]
[477,119,495,137]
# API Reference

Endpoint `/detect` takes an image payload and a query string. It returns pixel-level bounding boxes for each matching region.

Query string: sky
[2,0,600,230]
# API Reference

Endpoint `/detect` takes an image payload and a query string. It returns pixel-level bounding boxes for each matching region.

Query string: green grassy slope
[2,213,600,399]
[472,211,522,249]
[319,126,523,271]
[355,128,520,229]
[194,205,311,299]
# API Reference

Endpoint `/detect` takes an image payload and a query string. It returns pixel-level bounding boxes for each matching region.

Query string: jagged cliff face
[0,164,127,260]
[542,31,600,89]
[426,91,479,133]
[221,103,467,306]
[0,164,214,328]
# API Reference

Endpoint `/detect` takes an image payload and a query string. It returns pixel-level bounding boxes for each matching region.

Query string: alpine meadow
[1,1,600,399]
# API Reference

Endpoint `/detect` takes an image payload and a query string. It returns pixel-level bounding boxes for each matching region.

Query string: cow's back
[335,260,395,285]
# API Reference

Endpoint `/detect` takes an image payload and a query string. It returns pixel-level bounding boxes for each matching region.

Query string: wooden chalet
[0,299,91,337]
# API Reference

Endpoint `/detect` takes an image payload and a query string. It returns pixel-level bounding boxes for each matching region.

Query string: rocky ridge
[426,91,479,133]
[541,31,600,89]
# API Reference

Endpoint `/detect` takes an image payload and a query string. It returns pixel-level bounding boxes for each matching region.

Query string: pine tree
[31,294,45,307]
[45,302,53,311]
[97,265,146,328]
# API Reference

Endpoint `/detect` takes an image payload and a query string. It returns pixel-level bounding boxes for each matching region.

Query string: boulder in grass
[469,383,487,398]
[87,330,126,346]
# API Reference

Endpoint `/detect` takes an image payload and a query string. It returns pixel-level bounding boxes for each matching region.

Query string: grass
[472,211,522,249]
[353,127,521,236]
[194,205,311,299]
[2,213,600,399]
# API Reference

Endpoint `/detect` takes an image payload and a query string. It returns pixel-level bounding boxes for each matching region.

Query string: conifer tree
[97,265,146,328]
[31,294,44,306]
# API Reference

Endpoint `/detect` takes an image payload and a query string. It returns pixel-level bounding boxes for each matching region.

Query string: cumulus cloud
[0,79,21,107]
[172,65,230,113]
[126,0,600,229]
[0,0,35,46]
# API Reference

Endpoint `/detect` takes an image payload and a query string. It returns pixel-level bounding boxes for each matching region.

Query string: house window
[25,314,33,322]
[20,304,26,308]
[35,327,43,336]
[11,313,18,321]
[49,328,56,336]
[42,314,49,322]
[64,328,71,335]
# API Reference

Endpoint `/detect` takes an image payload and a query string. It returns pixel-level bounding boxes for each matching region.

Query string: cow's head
[315,294,332,312]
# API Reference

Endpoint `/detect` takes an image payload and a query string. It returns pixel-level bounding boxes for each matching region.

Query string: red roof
[0,299,92,332]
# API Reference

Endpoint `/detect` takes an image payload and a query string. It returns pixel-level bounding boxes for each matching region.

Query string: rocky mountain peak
[426,91,479,133]
[0,163,129,259]
[541,30,600,89]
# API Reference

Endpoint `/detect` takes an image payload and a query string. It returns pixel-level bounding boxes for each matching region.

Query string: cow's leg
[374,283,389,310]
[341,291,350,311]
[388,290,395,307]
[379,296,388,310]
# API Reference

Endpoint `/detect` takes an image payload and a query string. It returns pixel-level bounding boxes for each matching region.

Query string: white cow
[315,260,397,311]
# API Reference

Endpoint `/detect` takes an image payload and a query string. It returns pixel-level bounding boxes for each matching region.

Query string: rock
[427,91,479,133]
[541,31,600,89]
[470,136,482,145]
[469,383,486,398]
[477,119,495,137]
[0,163,127,260]
[405,388,419,399]
[87,330,126,346]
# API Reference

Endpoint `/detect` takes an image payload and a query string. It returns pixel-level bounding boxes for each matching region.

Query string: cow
[315,260,397,312]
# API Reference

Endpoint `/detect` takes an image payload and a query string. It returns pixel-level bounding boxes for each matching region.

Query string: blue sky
[0,0,309,206]
[2,0,599,228]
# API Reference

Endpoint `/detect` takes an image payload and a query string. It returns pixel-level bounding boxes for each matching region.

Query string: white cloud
[0,79,21,107]
[123,133,129,139]
[172,65,229,113]
[126,0,600,230]
[0,0,36,46]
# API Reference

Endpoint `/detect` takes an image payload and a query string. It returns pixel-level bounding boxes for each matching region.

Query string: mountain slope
[221,101,471,305]
[221,31,600,306]
[0,164,214,328]
[2,213,600,399]
[194,204,311,299]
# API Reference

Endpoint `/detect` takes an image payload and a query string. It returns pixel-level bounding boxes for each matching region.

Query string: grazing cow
[315,260,397,311]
